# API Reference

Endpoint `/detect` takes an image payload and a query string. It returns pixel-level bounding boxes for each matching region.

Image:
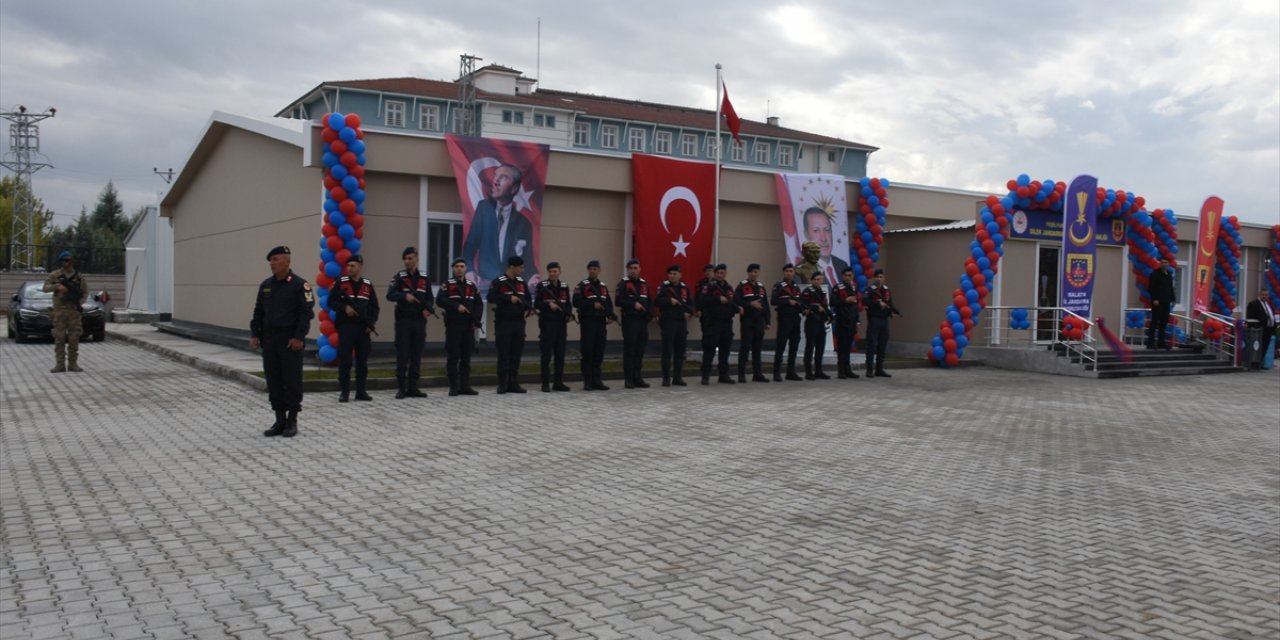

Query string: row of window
[380,101,798,166]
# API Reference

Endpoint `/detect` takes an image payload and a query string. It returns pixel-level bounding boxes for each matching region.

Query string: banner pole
[714,63,722,264]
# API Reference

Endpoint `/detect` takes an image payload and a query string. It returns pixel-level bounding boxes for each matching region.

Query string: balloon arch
[925,174,1174,367]
[314,113,368,364]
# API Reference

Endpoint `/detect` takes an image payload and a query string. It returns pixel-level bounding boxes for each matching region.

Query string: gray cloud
[0,0,1275,229]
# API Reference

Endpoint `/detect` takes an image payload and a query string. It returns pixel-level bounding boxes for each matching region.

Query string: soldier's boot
[263,411,287,437]
[623,361,635,389]
[633,366,650,388]
[541,374,551,393]
[395,377,407,399]
[459,373,479,395]
[552,374,570,392]
[592,376,610,391]
[67,352,82,373]
[52,342,66,373]
[672,369,687,387]
[815,364,831,380]
[773,361,783,382]
[875,368,892,378]
[785,364,803,381]
[448,375,460,397]
[837,363,849,379]
[407,379,427,398]
[804,362,816,380]
[509,370,527,394]
[701,375,710,385]
[50,361,66,373]
[752,372,770,383]
[339,389,350,403]
[662,367,671,387]
[847,367,860,379]
[866,358,876,379]
[282,410,298,438]
[497,371,508,394]
[355,389,373,401]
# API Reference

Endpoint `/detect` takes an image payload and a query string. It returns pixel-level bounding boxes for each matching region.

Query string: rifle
[57,272,84,305]
[659,282,693,316]
[333,288,379,336]
[395,272,436,319]
[537,283,576,324]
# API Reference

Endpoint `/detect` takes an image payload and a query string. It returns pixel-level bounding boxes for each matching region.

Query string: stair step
[1097,365,1241,378]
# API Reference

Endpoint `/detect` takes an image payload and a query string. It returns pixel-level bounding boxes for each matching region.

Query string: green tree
[89,181,130,240]
[0,175,55,247]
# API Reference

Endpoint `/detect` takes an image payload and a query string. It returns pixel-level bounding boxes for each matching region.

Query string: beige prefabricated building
[160,112,1277,352]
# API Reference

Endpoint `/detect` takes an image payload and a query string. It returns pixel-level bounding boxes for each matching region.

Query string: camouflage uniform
[43,267,87,372]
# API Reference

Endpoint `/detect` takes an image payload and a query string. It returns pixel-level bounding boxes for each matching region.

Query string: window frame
[655,131,673,155]
[628,128,646,152]
[574,121,591,146]
[385,100,406,128]
[754,141,771,164]
[680,133,698,157]
[418,104,439,131]
[601,124,619,149]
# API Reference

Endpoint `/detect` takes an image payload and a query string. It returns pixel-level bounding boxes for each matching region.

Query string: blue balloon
[861,231,873,243]
[345,238,361,253]
[320,248,335,262]
[320,237,330,250]
[947,309,961,324]
[991,233,1004,244]
[932,345,945,360]
[350,139,366,155]
[323,199,338,213]
[324,261,341,278]
[339,126,357,143]
[860,176,871,187]
[1017,174,1031,186]
[322,152,339,168]
[329,211,346,227]
[351,189,366,204]
[327,113,346,130]
[319,345,338,363]
[855,275,867,288]
[861,186,873,198]
[866,241,878,252]
[330,164,349,180]
[952,322,966,336]
[978,257,991,269]
[957,335,969,348]
[342,175,359,192]
[881,177,890,188]
[1000,196,1014,209]
[981,211,994,225]
[338,224,355,241]
[317,334,329,349]
[931,336,943,347]
[961,278,974,291]
[867,195,880,207]
[966,290,979,303]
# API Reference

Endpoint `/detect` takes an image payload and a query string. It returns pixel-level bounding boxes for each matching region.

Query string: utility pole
[455,54,482,136]
[1,105,56,271]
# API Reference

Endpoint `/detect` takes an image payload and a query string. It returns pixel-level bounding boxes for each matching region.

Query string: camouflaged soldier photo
[43,250,88,373]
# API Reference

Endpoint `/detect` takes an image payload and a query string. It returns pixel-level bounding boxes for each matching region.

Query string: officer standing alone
[329,255,380,401]
[488,255,531,393]
[43,250,88,373]
[251,246,315,438]
[386,247,434,398]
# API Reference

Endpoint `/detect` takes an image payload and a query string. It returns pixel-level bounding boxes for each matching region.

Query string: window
[827,151,837,162]
[601,125,619,149]
[680,133,697,156]
[705,137,720,159]
[534,113,557,128]
[502,109,525,125]
[385,101,405,127]
[426,220,464,284]
[754,142,771,164]
[655,131,673,154]
[419,105,439,131]
[629,128,646,152]
[778,145,794,167]
[574,121,590,146]
[730,139,746,162]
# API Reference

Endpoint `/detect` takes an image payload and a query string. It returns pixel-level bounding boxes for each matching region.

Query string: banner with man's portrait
[446,134,550,292]
[775,173,850,287]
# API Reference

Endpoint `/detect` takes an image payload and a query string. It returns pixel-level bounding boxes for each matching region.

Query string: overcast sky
[1,0,1277,230]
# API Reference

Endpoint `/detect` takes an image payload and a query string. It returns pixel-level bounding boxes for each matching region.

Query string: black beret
[746,263,760,272]
[873,268,885,276]
[451,257,467,267]
[507,255,524,267]
[783,263,795,270]
[810,271,823,280]
[546,261,560,270]
[841,266,853,274]
[266,245,290,260]
[667,264,682,273]
[703,264,715,271]
[402,246,417,258]
[626,259,640,267]
[587,259,601,268]
[348,254,363,264]
[714,264,727,271]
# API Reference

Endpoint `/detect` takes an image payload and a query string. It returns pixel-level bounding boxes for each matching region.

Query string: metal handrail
[1122,307,1237,364]
[1196,310,1238,363]
[982,305,1100,371]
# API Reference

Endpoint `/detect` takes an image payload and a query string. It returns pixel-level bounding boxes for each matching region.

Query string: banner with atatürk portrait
[1060,174,1099,317]
[446,134,550,291]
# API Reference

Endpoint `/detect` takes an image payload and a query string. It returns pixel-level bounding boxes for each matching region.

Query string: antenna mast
[1,105,56,270]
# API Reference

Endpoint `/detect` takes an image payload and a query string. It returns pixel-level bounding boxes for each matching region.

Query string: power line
[1,104,56,270]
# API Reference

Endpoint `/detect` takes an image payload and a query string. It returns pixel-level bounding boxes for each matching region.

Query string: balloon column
[314,112,367,364]
[1210,216,1242,316]
[1122,201,1158,307]
[1268,224,1280,311]
[1150,208,1179,265]
[851,177,890,289]
[926,175,1031,367]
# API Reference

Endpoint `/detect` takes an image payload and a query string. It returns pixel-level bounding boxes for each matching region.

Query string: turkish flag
[721,82,742,144]
[632,154,717,280]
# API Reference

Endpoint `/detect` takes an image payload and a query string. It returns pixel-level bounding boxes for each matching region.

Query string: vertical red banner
[632,154,717,277]
[1191,196,1224,315]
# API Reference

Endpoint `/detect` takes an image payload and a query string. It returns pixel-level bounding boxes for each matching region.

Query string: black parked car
[6,280,107,343]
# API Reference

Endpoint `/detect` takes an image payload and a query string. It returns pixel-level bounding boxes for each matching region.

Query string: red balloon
[357,178,366,189]
[318,309,329,323]
[350,165,365,178]
[1016,186,1029,198]
[966,262,980,276]
[963,318,974,331]
[1007,180,1018,191]
[870,177,880,189]
[941,326,954,339]
[341,151,358,167]
[323,176,339,190]
[320,320,335,336]
[315,273,333,288]
[986,195,1000,207]
[355,227,364,240]
[977,286,990,299]
[329,187,347,202]
[329,140,348,155]
[972,273,986,287]
[348,214,363,228]
[944,339,957,352]
[317,260,326,274]
[976,228,991,242]
[880,198,889,208]
[321,128,338,143]
[335,249,352,266]
[944,353,960,366]
[339,199,357,215]
[959,306,973,318]
[991,203,1005,216]
[326,235,343,251]
[345,113,362,129]
[954,295,967,307]
[321,224,336,237]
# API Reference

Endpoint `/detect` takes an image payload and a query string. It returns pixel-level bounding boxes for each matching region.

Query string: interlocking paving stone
[2,337,1278,638]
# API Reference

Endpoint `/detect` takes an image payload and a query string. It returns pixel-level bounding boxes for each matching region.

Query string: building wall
[882,228,974,343]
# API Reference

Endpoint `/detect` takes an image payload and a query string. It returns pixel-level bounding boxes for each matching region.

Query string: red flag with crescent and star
[632,154,717,279]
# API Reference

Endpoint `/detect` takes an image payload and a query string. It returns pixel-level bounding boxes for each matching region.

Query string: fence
[2,244,126,274]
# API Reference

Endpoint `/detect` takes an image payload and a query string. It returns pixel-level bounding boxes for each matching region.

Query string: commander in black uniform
[386,246,434,398]
[771,263,804,381]
[698,263,737,385]
[488,255,531,394]
[616,259,652,389]
[655,264,693,387]
[437,258,482,396]
[734,263,771,383]
[830,266,861,379]
[573,259,612,391]
[329,254,380,401]
[534,261,573,392]
[251,246,315,438]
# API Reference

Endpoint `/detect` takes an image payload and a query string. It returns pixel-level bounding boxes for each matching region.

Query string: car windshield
[22,284,53,300]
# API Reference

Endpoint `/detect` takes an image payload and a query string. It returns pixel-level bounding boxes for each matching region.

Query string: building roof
[277,77,877,151]
[885,219,976,233]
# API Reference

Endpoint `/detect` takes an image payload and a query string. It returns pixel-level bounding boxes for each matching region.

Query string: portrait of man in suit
[462,163,537,289]
[802,207,849,287]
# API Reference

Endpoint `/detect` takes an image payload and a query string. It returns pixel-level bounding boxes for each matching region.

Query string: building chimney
[767,116,779,127]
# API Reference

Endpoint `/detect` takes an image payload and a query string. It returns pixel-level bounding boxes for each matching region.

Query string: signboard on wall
[1008,208,1125,247]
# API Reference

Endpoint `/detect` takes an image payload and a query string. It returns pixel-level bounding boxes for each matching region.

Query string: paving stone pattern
[2,338,1278,639]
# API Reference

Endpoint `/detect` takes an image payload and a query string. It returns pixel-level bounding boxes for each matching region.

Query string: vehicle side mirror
[96,290,111,303]
[10,294,18,302]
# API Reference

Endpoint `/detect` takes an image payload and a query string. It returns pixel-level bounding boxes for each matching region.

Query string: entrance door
[1036,245,1059,341]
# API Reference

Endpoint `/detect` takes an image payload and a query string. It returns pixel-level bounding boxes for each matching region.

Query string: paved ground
[1,335,1278,640]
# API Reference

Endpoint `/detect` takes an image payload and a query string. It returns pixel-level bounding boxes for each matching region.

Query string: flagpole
[714,63,722,263]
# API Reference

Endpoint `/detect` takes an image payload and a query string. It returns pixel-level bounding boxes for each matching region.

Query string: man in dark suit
[802,207,849,286]
[461,163,536,287]
[1146,257,1175,349]
[1246,288,1277,368]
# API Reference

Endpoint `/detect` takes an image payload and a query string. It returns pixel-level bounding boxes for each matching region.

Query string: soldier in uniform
[771,264,804,381]
[573,259,613,391]
[386,246,434,398]
[329,254,380,401]
[698,263,738,385]
[437,258,482,396]
[615,259,652,389]
[250,246,315,438]
[801,271,831,380]
[488,255,532,394]
[695,263,715,335]
[734,263,771,383]
[534,261,573,392]
[43,250,88,373]
[655,264,693,387]
[862,268,901,378]
[830,266,862,379]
